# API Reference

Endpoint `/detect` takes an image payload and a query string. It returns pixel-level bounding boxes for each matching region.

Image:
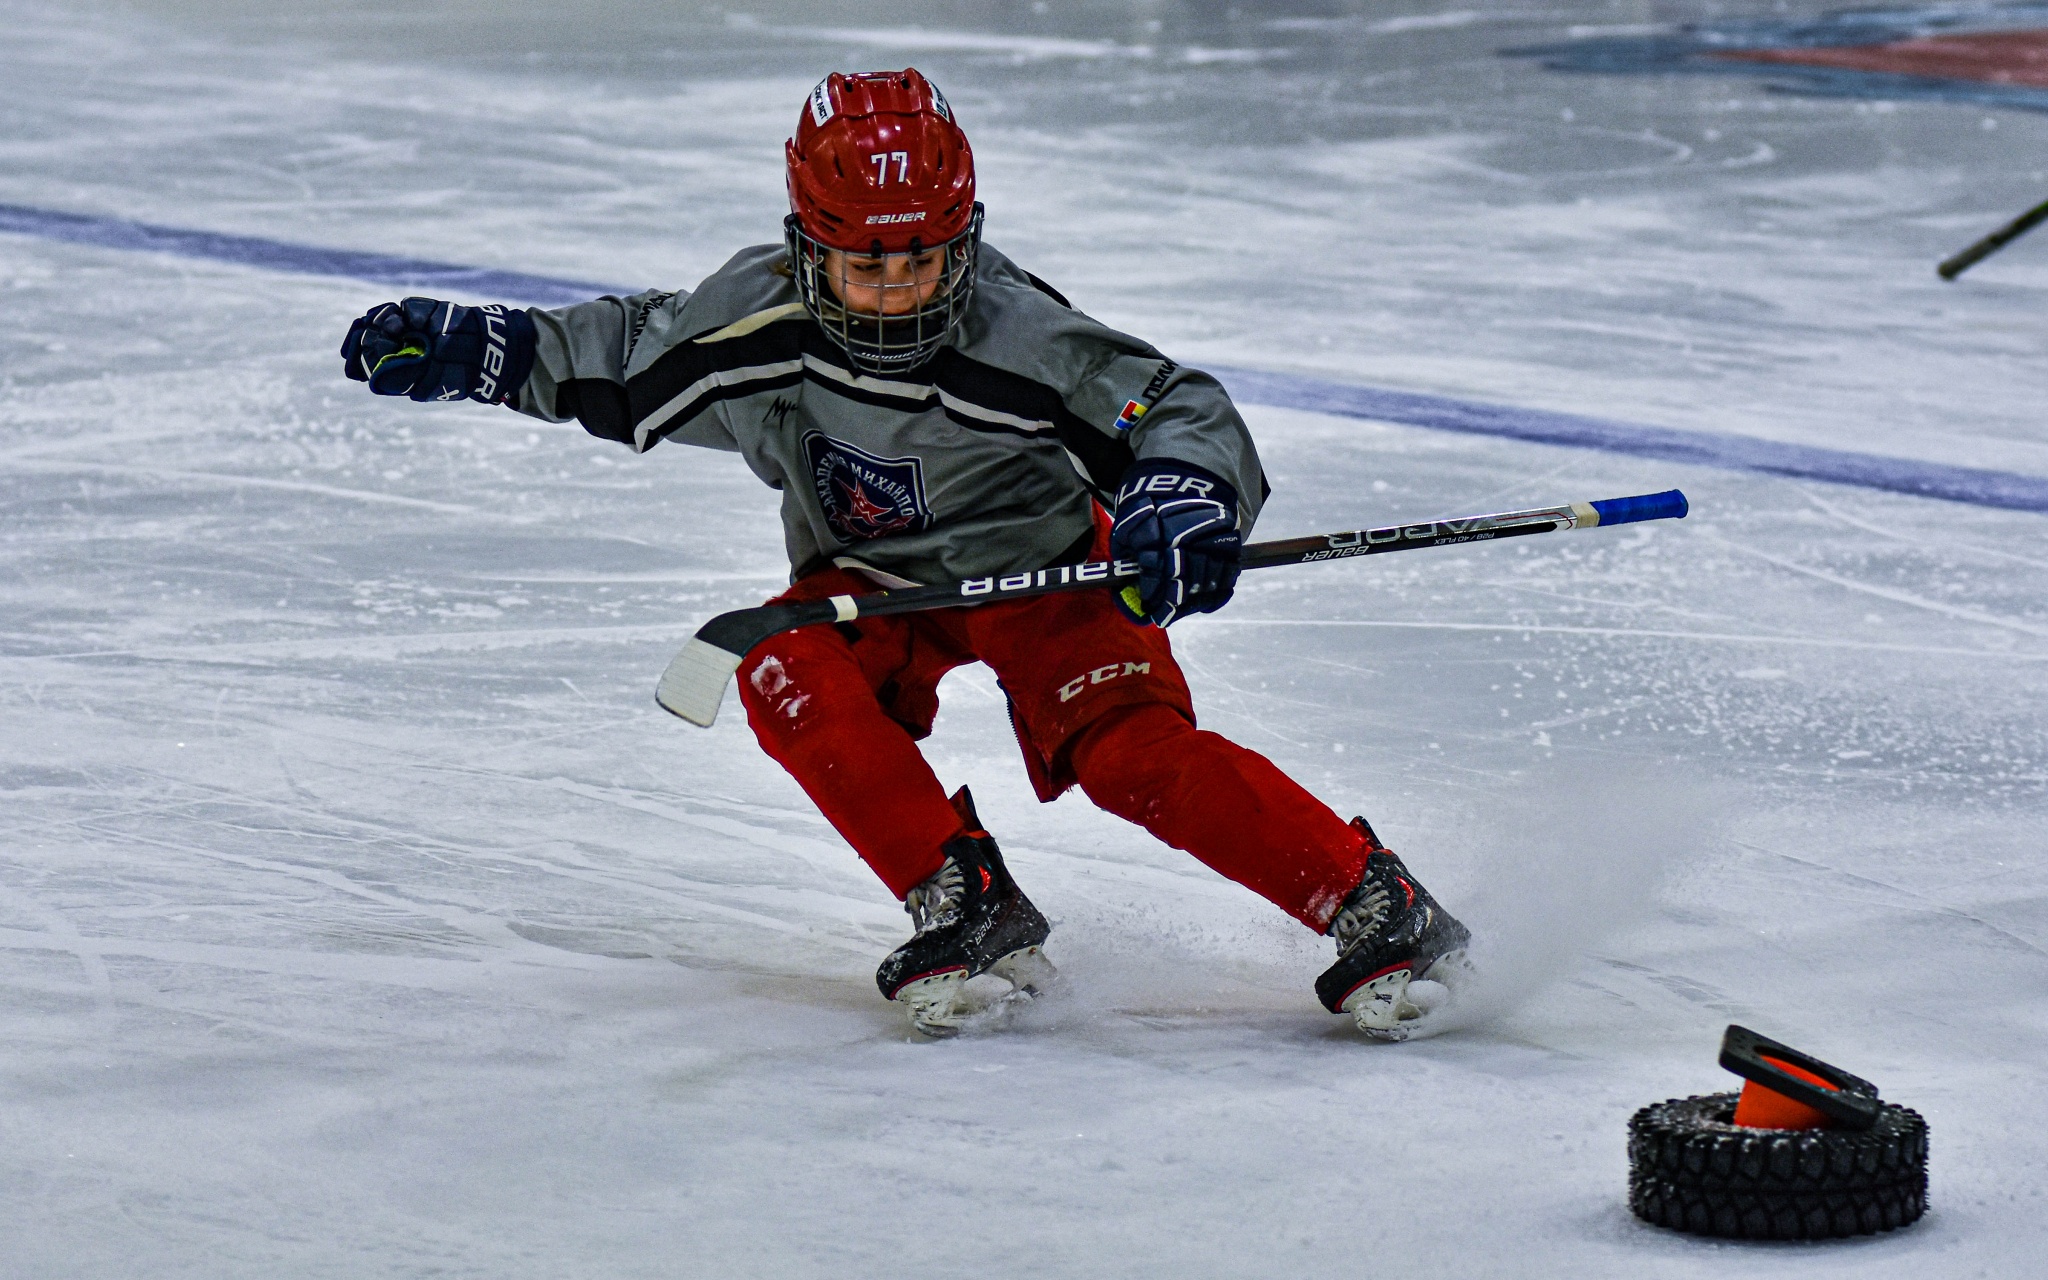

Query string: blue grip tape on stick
[1589,489,1688,526]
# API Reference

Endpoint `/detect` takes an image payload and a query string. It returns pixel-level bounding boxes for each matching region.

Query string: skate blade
[1341,969,1429,1042]
[1420,947,1475,989]
[899,950,1060,1038]
[1344,949,1473,1042]
[988,945,1059,999]
[952,947,1063,1034]
[895,970,969,1038]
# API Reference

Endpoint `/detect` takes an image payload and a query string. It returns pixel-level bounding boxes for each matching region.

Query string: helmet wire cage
[785,205,984,376]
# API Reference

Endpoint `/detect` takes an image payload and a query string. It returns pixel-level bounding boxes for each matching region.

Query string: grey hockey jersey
[514,242,1266,585]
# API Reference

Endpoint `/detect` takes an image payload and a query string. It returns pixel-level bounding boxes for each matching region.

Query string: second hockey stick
[656,488,1688,726]
[1939,196,2048,280]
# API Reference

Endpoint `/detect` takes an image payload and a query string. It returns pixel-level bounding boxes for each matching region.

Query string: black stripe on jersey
[936,405,1056,443]
[557,378,633,445]
[789,369,1059,445]
[929,349,1133,502]
[1023,271,1073,309]
[612,312,1135,499]
[641,369,805,447]
[794,368,934,416]
[624,317,815,440]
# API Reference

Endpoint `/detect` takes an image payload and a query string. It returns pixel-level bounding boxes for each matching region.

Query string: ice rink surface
[4,1,2047,1275]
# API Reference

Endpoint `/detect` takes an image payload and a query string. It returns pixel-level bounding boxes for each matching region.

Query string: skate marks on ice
[0,706,909,1017]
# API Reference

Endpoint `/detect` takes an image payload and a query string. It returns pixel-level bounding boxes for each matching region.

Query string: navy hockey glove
[340,298,536,405]
[1109,458,1242,627]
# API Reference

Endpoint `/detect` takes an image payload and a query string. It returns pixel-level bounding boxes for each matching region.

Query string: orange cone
[1732,1055,1839,1130]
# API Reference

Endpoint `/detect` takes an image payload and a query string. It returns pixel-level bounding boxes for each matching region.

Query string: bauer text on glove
[1109,458,1242,627]
[339,298,537,405]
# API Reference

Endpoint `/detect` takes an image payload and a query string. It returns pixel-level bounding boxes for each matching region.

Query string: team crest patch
[803,431,933,542]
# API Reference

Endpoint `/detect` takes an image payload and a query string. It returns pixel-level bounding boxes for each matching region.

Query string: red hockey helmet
[785,70,985,373]
[786,68,976,253]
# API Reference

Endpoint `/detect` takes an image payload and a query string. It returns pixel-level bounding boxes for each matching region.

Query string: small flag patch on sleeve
[1113,400,1148,431]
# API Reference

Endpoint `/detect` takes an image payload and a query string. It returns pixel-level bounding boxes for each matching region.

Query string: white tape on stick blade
[656,638,745,727]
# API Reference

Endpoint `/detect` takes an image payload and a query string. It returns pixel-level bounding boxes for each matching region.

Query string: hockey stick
[1939,196,2048,280]
[656,488,1688,726]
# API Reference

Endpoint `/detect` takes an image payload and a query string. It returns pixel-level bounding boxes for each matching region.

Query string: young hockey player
[339,69,1470,1038]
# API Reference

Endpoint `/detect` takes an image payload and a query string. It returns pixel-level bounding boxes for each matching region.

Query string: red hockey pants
[736,568,1367,931]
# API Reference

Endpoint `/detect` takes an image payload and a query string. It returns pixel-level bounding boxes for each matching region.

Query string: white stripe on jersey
[634,332,1063,452]
[692,303,811,346]
[798,354,1058,438]
[635,357,804,451]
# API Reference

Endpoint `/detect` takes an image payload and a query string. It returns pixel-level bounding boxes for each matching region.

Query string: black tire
[1627,1092,1928,1240]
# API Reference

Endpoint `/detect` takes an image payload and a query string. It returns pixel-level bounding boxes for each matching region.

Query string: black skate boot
[875,788,1056,1037]
[1314,817,1471,1041]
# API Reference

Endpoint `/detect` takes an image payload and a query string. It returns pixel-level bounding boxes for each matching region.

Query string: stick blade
[654,599,839,727]
[656,636,745,727]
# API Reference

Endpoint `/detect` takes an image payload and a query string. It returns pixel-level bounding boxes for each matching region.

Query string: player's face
[820,248,948,316]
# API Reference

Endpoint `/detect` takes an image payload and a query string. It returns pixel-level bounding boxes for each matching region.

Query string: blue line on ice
[0,201,614,309]
[1205,365,2048,515]
[7,199,2047,515]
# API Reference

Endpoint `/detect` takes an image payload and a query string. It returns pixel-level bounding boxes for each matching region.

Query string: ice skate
[1315,818,1471,1041]
[876,788,1056,1037]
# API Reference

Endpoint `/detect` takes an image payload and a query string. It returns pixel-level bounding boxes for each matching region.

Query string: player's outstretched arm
[339,297,536,405]
[1108,457,1242,628]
